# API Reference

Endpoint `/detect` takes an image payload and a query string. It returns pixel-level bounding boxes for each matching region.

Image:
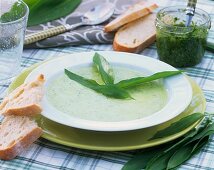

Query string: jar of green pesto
[155,6,211,67]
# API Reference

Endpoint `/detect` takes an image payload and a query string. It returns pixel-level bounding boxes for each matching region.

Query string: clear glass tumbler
[0,0,28,83]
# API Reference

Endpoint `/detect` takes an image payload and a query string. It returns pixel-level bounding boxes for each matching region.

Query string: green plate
[8,63,206,151]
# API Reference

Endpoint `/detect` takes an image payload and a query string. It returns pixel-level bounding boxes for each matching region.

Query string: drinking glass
[0,0,28,83]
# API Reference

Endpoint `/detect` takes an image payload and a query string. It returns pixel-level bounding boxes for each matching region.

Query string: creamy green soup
[46,66,168,122]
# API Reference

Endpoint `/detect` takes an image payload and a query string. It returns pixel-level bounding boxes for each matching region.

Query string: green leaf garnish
[93,53,114,84]
[64,69,132,99]
[64,53,184,99]
[150,113,204,140]
[116,71,183,88]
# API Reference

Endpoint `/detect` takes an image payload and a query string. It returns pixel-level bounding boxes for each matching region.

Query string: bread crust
[0,74,44,117]
[113,13,156,53]
[0,127,42,160]
[104,3,158,32]
[0,75,44,160]
[3,104,42,117]
[113,33,156,53]
[104,9,150,32]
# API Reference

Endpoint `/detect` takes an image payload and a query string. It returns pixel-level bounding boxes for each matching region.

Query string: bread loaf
[113,14,156,53]
[0,115,42,160]
[104,2,158,32]
[0,74,44,117]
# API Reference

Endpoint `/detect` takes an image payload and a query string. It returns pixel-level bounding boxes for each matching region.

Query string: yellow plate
[8,63,206,151]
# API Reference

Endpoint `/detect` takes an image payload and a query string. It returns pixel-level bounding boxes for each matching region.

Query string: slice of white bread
[0,115,42,160]
[0,74,45,117]
[113,14,156,53]
[104,1,158,32]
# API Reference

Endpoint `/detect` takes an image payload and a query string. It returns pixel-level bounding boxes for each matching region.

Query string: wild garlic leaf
[150,113,204,140]
[166,120,213,170]
[97,85,133,99]
[192,136,209,155]
[1,0,81,26]
[147,128,211,170]
[167,136,209,169]
[167,143,195,169]
[116,71,183,88]
[163,116,210,153]
[146,122,210,170]
[159,119,212,170]
[26,0,81,26]
[145,149,176,170]
[64,69,132,99]
[93,53,114,84]
[122,148,165,170]
[184,123,214,145]
[121,113,211,170]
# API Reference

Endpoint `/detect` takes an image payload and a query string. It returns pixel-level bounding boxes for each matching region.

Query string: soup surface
[47,66,168,122]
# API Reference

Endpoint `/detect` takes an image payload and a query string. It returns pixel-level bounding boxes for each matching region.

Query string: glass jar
[155,6,211,67]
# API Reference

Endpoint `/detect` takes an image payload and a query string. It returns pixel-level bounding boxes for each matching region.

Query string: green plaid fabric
[0,0,213,169]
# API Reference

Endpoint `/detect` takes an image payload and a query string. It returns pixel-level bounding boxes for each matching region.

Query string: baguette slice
[0,74,45,117]
[0,115,42,160]
[113,14,156,53]
[104,2,158,32]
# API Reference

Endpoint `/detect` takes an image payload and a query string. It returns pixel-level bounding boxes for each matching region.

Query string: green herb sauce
[156,18,208,67]
[47,66,168,122]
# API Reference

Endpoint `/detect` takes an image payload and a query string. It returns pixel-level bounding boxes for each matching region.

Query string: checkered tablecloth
[0,0,213,169]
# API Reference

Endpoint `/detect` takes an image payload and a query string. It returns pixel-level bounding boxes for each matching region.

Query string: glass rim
[156,5,211,29]
[0,0,29,25]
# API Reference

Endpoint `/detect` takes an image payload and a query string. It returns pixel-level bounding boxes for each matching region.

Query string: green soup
[46,66,168,122]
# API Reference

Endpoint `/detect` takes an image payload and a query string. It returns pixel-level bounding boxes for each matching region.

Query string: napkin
[24,0,139,49]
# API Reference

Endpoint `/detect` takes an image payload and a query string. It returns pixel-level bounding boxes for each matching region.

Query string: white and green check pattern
[0,0,213,169]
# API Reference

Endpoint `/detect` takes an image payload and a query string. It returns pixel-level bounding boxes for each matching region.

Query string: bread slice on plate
[104,2,158,32]
[0,115,42,160]
[0,74,45,117]
[113,14,156,53]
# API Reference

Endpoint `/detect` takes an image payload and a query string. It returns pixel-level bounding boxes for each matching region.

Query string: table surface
[0,0,214,169]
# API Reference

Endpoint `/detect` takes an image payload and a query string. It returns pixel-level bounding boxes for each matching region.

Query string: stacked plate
[9,52,206,151]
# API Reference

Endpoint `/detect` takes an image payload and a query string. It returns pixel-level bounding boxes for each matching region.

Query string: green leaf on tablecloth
[122,148,165,170]
[122,113,214,170]
[167,136,209,169]
[185,123,214,145]
[149,113,204,140]
[145,149,177,170]
[166,121,214,169]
